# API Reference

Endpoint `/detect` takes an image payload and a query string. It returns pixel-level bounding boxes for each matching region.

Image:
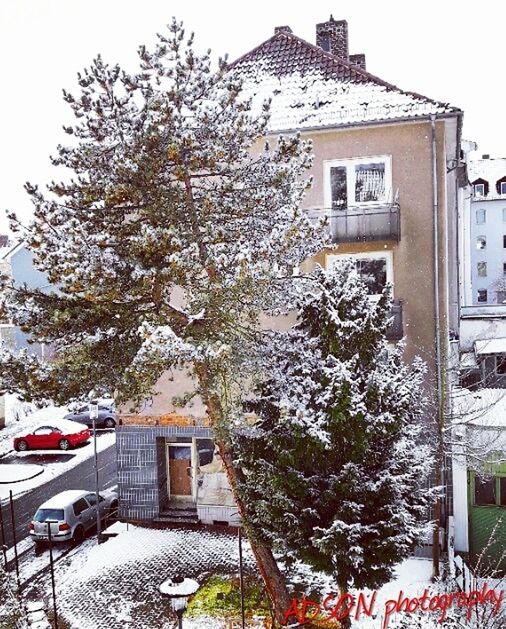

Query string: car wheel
[107,500,119,521]
[58,438,71,451]
[104,418,116,429]
[73,525,84,544]
[16,440,29,452]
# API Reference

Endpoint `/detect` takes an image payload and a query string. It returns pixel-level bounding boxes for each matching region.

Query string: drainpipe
[431,114,444,578]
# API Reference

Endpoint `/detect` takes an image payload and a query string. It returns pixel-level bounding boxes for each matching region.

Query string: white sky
[0,0,501,232]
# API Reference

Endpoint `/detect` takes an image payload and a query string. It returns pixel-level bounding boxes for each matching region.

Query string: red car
[13,423,90,452]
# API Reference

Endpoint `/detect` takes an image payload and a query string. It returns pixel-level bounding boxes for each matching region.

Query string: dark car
[64,404,117,429]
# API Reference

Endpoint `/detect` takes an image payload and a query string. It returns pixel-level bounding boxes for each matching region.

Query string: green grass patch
[186,574,270,620]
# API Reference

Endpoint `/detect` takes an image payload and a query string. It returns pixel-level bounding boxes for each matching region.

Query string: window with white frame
[326,251,393,299]
[474,183,485,197]
[501,182,506,195]
[476,209,486,224]
[325,156,392,211]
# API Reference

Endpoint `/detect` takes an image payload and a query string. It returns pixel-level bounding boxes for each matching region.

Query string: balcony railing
[327,203,401,244]
[386,300,403,341]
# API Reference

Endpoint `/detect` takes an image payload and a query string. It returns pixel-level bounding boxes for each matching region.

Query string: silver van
[29,489,118,546]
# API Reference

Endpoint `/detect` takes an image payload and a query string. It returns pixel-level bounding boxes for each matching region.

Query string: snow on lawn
[0,463,43,483]
[0,430,116,502]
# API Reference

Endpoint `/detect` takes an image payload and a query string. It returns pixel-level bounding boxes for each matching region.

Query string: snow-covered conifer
[235,261,434,607]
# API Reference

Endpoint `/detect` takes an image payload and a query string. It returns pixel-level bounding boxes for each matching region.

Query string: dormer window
[472,178,489,197]
[496,176,506,195]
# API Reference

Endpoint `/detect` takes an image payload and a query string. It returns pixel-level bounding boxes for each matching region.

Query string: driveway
[0,440,117,549]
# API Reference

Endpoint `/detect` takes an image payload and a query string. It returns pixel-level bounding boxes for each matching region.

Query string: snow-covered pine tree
[0,19,325,622]
[235,261,434,623]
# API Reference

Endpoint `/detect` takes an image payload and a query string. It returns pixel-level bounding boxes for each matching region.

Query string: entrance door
[167,445,192,500]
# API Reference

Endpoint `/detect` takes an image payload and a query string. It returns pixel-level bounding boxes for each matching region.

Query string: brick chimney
[275,25,292,34]
[316,15,349,60]
[350,53,366,71]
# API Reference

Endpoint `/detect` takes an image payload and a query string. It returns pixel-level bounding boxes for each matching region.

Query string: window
[476,209,486,224]
[477,261,487,277]
[85,493,105,505]
[503,235,506,248]
[326,251,393,298]
[497,291,506,304]
[503,262,506,276]
[477,289,488,302]
[72,498,89,516]
[477,236,486,250]
[34,426,53,435]
[34,509,64,522]
[474,183,485,197]
[495,356,506,374]
[475,476,496,505]
[503,209,506,222]
[326,156,392,210]
[501,182,506,195]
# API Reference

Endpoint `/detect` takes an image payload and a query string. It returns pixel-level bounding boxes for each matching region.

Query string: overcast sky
[0,0,501,232]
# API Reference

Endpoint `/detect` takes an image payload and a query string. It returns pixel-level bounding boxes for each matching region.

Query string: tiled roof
[229,31,460,132]
[469,158,506,184]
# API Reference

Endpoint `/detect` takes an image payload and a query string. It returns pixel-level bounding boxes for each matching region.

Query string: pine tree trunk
[337,582,352,629]
[195,364,294,626]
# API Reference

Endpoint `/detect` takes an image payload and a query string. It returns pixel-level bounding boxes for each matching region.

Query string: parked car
[64,404,118,429]
[13,422,90,452]
[29,489,119,546]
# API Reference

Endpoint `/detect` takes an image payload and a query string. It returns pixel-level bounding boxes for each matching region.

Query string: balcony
[386,300,403,341]
[329,203,400,244]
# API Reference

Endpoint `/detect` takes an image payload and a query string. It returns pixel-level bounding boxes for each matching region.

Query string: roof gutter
[264,111,462,138]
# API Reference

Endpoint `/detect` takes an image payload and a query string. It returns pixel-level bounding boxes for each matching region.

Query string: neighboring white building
[467,156,506,306]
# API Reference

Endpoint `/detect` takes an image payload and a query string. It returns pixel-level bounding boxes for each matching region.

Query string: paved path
[0,439,116,549]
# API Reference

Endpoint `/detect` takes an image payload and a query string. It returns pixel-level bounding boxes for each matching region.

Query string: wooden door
[168,445,192,498]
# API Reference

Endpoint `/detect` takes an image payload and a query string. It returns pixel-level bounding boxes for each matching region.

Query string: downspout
[431,114,443,417]
[431,113,444,578]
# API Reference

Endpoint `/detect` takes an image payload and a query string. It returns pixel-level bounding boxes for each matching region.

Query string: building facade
[117,17,464,529]
[467,157,506,306]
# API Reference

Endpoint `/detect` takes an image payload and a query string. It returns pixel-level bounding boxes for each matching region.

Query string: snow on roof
[39,490,88,509]
[468,157,506,187]
[460,351,478,369]
[452,387,506,428]
[229,30,459,132]
[474,337,506,355]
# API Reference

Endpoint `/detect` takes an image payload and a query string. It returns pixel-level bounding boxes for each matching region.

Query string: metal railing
[329,202,401,243]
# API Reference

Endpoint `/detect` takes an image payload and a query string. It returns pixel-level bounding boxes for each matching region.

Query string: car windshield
[34,508,64,522]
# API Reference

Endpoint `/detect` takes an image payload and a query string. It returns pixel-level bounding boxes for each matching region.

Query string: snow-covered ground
[27,522,438,629]
[0,462,43,483]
